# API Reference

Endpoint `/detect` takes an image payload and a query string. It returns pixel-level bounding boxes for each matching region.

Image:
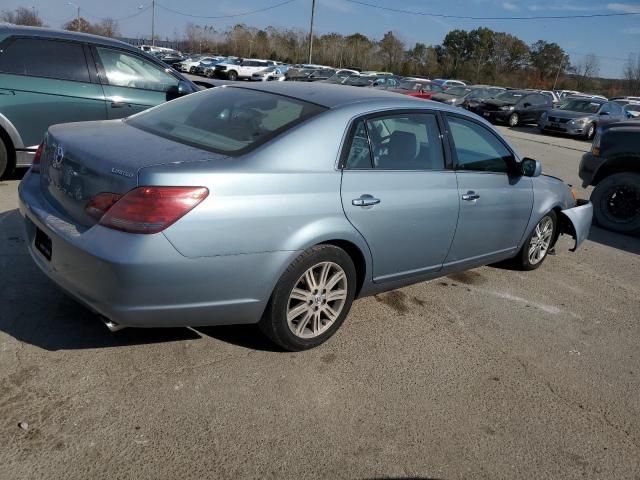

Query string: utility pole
[552,59,563,91]
[151,0,156,46]
[76,5,80,31]
[307,0,315,64]
[66,2,80,31]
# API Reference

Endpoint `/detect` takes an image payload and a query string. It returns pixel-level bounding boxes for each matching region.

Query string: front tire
[515,211,557,271]
[508,113,519,127]
[189,66,196,74]
[584,123,596,140]
[591,173,640,234]
[259,245,356,351]
[227,70,238,81]
[0,138,8,179]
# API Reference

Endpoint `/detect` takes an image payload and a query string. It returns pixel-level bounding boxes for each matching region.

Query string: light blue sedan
[18,83,592,350]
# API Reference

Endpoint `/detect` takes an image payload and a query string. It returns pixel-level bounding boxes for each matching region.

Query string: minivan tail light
[97,186,209,234]
[30,142,44,173]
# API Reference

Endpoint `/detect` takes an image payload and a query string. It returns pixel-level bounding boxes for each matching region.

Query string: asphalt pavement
[1,124,639,480]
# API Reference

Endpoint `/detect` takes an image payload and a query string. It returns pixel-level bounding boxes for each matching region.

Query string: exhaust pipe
[100,317,126,333]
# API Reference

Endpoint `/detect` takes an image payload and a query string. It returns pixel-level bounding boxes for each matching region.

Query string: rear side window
[128,87,326,155]
[95,47,178,92]
[0,37,90,82]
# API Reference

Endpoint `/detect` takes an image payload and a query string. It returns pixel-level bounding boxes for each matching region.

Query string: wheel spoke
[304,269,317,291]
[326,289,347,302]
[296,310,313,335]
[287,303,309,322]
[318,263,331,288]
[325,271,346,291]
[324,305,339,322]
[312,311,322,334]
[290,288,310,302]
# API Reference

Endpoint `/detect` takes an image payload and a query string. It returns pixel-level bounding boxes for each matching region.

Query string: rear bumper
[18,171,297,328]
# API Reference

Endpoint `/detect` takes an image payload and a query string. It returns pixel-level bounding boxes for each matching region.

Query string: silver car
[539,98,627,140]
[19,83,592,351]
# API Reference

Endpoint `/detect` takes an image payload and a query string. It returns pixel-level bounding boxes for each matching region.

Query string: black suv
[579,121,640,234]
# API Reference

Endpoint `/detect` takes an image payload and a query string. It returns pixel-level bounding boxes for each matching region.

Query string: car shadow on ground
[194,325,284,352]
[587,225,640,255]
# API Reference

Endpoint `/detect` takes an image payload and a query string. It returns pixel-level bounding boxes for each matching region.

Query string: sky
[3,0,640,78]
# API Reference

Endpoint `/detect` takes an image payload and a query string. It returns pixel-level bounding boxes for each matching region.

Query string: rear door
[340,111,459,282]
[91,45,180,119]
[443,114,533,267]
[0,36,106,149]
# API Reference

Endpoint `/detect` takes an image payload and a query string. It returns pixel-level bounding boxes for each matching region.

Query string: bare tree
[624,53,640,95]
[93,18,119,38]
[1,7,44,26]
[573,53,600,91]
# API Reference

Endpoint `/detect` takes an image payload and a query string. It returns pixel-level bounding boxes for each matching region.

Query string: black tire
[0,138,8,180]
[584,122,596,141]
[259,245,357,351]
[206,70,214,78]
[189,66,196,74]
[227,70,238,81]
[508,112,519,127]
[514,210,557,271]
[591,172,640,235]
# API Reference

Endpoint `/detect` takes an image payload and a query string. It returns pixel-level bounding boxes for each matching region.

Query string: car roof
[0,24,136,50]
[225,82,431,109]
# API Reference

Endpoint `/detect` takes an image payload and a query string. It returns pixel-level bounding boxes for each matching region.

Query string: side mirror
[521,157,542,177]
[166,80,193,101]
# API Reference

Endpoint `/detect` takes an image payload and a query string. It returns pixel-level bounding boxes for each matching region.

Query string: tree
[572,53,600,91]
[529,40,569,86]
[63,17,93,33]
[441,29,471,77]
[466,27,495,82]
[378,31,405,72]
[1,7,44,26]
[623,53,640,95]
[93,18,119,38]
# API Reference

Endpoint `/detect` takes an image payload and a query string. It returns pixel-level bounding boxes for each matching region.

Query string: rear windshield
[495,91,524,102]
[128,87,326,155]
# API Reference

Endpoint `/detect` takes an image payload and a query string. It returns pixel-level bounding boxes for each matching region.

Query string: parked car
[0,25,199,178]
[251,65,289,81]
[323,71,359,84]
[611,96,640,103]
[475,90,553,127]
[388,80,444,100]
[623,103,640,118]
[555,90,580,100]
[175,56,211,73]
[462,86,506,112]
[18,83,591,350]
[370,76,404,89]
[204,57,241,78]
[539,99,627,140]
[360,71,393,76]
[214,59,275,80]
[434,85,506,108]
[159,53,185,67]
[193,57,225,76]
[567,93,608,101]
[579,120,640,234]
[432,79,467,90]
[537,90,561,105]
[430,86,472,106]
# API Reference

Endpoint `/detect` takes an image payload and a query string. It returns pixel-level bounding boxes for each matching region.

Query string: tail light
[87,186,208,234]
[591,130,601,156]
[30,142,44,173]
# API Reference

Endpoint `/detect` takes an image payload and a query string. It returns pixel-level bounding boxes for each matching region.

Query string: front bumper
[560,201,593,251]
[539,119,587,136]
[18,171,297,328]
[578,152,605,187]
[479,110,512,122]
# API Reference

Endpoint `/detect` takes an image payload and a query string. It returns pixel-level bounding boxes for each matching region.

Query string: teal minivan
[0,25,199,178]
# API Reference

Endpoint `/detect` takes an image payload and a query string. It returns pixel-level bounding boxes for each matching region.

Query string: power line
[154,0,298,19]
[79,5,151,23]
[344,0,640,20]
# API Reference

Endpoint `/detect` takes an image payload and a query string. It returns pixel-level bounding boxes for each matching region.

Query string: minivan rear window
[127,87,327,155]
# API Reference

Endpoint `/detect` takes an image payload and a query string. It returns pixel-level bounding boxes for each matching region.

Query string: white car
[214,59,276,81]
[251,66,288,81]
[176,56,215,74]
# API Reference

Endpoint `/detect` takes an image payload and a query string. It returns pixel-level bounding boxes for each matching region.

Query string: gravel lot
[1,124,639,480]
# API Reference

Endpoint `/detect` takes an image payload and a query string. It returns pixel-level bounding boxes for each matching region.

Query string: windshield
[128,88,326,155]
[495,91,525,102]
[345,76,373,86]
[397,81,423,91]
[446,86,471,97]
[559,100,603,113]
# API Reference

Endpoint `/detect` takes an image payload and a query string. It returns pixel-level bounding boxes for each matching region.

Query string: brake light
[30,142,44,173]
[591,130,601,156]
[85,192,123,221]
[97,186,209,234]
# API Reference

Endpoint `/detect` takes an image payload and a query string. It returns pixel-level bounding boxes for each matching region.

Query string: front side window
[95,47,178,92]
[447,116,514,174]
[128,87,326,154]
[0,37,90,82]
[346,114,444,170]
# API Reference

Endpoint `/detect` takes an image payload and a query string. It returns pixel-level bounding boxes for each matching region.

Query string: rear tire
[0,138,9,180]
[227,70,238,81]
[591,172,640,234]
[259,245,356,351]
[514,211,557,271]
[508,113,519,127]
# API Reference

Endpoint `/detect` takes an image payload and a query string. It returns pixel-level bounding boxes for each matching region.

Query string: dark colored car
[464,87,507,112]
[539,99,627,140]
[387,80,444,100]
[475,90,552,127]
[579,120,640,234]
[0,25,198,178]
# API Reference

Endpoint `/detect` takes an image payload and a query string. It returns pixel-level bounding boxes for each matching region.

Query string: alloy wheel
[286,262,348,339]
[528,216,554,265]
[508,113,519,127]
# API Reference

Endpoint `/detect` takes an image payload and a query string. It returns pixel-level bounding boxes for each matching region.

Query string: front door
[91,46,179,119]
[443,114,534,267]
[340,112,459,282]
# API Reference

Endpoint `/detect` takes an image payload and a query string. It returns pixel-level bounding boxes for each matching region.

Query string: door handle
[352,195,381,207]
[110,101,131,108]
[462,191,480,201]
[0,90,15,95]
